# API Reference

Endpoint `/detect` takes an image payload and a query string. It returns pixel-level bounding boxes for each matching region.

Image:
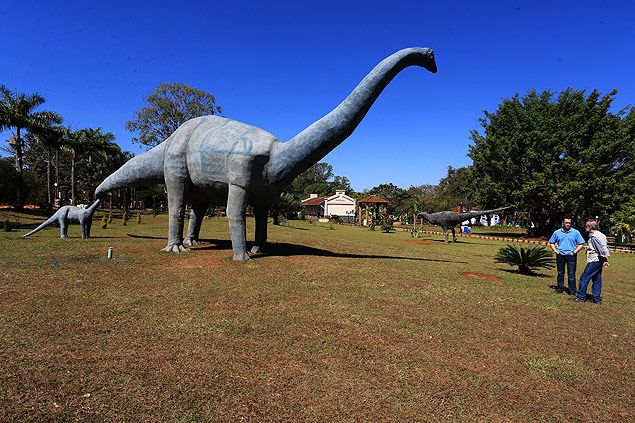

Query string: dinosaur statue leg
[442,225,449,244]
[86,219,92,238]
[227,183,251,261]
[184,203,208,246]
[451,227,457,242]
[250,206,268,255]
[81,221,87,240]
[59,217,68,239]
[163,175,189,253]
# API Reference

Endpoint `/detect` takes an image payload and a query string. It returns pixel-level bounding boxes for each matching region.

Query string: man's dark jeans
[576,261,603,303]
[556,253,577,294]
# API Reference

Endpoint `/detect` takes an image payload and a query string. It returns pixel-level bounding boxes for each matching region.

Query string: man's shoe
[568,297,585,303]
[593,300,602,305]
[555,289,565,294]
[567,291,576,296]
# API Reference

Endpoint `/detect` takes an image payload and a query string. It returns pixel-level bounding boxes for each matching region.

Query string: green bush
[136,212,142,224]
[122,209,131,226]
[3,219,11,232]
[494,244,555,275]
[101,215,108,229]
[108,210,113,224]
[379,209,393,233]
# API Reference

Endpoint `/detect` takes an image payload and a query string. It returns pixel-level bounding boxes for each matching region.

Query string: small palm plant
[494,244,555,275]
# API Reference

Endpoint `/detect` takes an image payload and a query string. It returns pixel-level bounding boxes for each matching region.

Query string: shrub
[3,220,11,232]
[101,215,108,229]
[108,210,113,223]
[380,210,393,233]
[122,209,131,226]
[494,244,555,275]
[136,212,142,224]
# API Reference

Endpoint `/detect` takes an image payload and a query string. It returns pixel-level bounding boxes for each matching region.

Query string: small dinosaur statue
[96,47,438,260]
[418,206,512,243]
[22,199,101,239]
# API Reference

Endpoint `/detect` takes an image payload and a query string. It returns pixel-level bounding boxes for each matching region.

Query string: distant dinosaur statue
[96,47,438,260]
[418,206,512,243]
[22,200,101,239]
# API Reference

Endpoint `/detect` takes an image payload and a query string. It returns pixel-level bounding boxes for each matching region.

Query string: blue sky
[1,1,633,191]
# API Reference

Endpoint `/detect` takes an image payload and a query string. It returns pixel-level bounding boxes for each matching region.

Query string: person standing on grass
[549,217,585,295]
[570,219,610,304]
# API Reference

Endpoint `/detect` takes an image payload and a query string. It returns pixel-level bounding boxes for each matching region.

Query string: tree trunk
[14,127,24,210]
[46,147,53,211]
[71,154,75,205]
[55,149,60,206]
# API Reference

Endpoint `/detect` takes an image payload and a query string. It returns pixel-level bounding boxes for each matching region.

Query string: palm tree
[64,127,120,204]
[80,128,120,202]
[30,124,65,209]
[0,85,62,209]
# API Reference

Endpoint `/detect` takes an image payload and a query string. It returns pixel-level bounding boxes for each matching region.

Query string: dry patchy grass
[0,211,633,421]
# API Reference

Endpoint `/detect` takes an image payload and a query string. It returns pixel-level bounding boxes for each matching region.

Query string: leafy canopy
[469,88,634,234]
[126,82,222,148]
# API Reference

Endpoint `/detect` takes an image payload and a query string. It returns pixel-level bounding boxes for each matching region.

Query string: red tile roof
[357,195,389,204]
[301,196,325,206]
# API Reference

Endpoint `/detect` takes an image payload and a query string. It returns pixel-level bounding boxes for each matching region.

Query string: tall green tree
[26,124,65,209]
[469,88,634,234]
[436,166,477,211]
[78,128,120,202]
[126,82,222,148]
[366,183,409,214]
[0,85,62,208]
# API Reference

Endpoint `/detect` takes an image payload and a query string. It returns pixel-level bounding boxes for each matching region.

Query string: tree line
[2,82,633,237]
[282,89,634,237]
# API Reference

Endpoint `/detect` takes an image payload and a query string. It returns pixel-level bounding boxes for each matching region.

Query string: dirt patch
[405,239,432,245]
[460,272,503,281]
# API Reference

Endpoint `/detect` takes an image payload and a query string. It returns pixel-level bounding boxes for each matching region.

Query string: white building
[301,190,356,222]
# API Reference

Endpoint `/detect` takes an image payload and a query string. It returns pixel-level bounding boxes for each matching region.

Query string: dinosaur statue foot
[183,237,200,247]
[249,245,264,255]
[232,251,252,261]
[162,243,189,253]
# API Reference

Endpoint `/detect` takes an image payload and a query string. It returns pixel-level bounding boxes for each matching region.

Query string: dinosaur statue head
[267,47,437,188]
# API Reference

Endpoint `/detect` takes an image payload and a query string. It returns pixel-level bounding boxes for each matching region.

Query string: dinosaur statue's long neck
[87,199,101,215]
[268,47,437,186]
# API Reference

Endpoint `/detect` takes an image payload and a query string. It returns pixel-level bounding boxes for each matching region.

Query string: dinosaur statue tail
[22,213,58,237]
[95,142,167,198]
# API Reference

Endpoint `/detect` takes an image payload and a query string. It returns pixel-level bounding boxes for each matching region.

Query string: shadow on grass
[499,268,550,277]
[548,284,597,301]
[126,234,467,263]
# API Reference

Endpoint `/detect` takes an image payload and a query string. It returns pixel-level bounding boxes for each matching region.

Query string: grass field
[1,211,633,421]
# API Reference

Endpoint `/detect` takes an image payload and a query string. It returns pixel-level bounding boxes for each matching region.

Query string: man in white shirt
[570,219,610,304]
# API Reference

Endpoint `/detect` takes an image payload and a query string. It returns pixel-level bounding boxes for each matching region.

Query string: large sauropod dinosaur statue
[22,199,101,239]
[418,206,512,243]
[95,47,438,260]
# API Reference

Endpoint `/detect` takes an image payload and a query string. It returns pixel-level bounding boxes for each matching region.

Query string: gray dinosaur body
[22,199,101,239]
[95,47,438,260]
[418,206,512,243]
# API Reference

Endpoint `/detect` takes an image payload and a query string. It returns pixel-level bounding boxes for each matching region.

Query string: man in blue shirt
[549,217,585,294]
